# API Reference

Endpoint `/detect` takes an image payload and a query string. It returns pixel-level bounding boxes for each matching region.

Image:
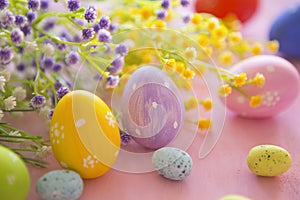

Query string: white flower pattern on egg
[83,155,99,168]
[105,111,116,127]
[50,122,65,145]
[6,174,16,185]
[262,91,280,107]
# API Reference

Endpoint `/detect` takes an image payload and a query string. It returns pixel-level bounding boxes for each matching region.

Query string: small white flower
[12,87,26,101]
[4,96,16,111]
[0,69,11,82]
[35,146,52,159]
[43,43,55,57]
[9,131,21,136]
[39,106,51,120]
[0,75,6,92]
[184,47,197,61]
[25,41,38,52]
[0,110,4,121]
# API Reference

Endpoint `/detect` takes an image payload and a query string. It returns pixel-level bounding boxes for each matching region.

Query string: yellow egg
[220,194,251,200]
[247,145,292,177]
[50,90,120,179]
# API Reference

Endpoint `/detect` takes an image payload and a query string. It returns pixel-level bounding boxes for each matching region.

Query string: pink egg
[222,55,300,118]
[121,66,184,149]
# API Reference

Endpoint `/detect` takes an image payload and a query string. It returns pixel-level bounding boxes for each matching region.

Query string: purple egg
[121,66,184,149]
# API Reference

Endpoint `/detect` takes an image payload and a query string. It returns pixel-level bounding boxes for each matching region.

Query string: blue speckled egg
[152,147,193,180]
[269,4,300,58]
[36,170,83,200]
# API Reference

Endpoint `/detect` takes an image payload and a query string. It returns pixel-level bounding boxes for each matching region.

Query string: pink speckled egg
[222,55,300,118]
[121,66,184,149]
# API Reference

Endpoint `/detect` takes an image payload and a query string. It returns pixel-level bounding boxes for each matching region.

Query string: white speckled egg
[0,145,30,200]
[247,145,292,177]
[50,90,120,179]
[152,147,192,180]
[121,66,185,149]
[222,55,300,118]
[220,194,251,200]
[36,170,83,200]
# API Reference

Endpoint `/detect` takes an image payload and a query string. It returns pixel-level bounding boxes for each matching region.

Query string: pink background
[12,0,300,199]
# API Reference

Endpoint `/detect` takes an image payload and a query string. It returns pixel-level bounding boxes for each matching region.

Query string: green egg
[247,144,292,177]
[0,145,30,200]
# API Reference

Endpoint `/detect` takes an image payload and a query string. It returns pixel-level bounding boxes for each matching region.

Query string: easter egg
[220,194,251,200]
[269,4,300,58]
[0,145,30,200]
[247,145,292,176]
[121,66,184,149]
[222,55,300,118]
[152,147,193,180]
[195,0,258,23]
[50,90,121,179]
[36,170,83,200]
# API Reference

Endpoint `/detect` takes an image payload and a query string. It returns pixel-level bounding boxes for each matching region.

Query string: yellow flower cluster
[198,118,211,130]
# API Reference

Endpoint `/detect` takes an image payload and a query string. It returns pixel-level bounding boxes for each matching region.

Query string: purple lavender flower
[73,34,81,42]
[42,57,55,69]
[93,72,103,80]
[54,80,63,90]
[84,6,97,23]
[20,24,32,36]
[0,0,9,10]
[28,0,40,11]
[82,28,95,40]
[99,16,110,29]
[93,23,100,33]
[109,56,124,75]
[15,15,27,27]
[157,9,166,20]
[42,20,54,31]
[65,51,80,65]
[183,14,191,23]
[0,10,15,28]
[0,47,13,65]
[52,63,62,72]
[10,29,24,45]
[109,23,117,33]
[115,43,128,56]
[30,95,46,109]
[56,87,70,101]
[26,11,36,23]
[98,29,111,43]
[16,63,26,71]
[40,0,48,10]
[120,130,132,145]
[67,0,80,12]
[106,75,119,88]
[48,109,54,119]
[180,0,189,7]
[161,0,170,9]
[56,41,67,51]
[72,18,85,26]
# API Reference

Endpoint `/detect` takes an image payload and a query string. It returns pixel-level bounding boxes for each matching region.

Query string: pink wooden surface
[22,0,300,199]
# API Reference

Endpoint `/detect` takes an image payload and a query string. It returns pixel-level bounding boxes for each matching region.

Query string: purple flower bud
[82,28,95,40]
[28,0,40,11]
[161,0,170,9]
[30,95,46,109]
[26,11,36,23]
[65,51,80,65]
[99,16,110,29]
[20,24,32,36]
[109,23,117,33]
[93,72,103,80]
[73,34,81,42]
[48,109,54,119]
[109,56,124,75]
[53,63,62,72]
[157,9,166,20]
[183,14,191,23]
[98,29,111,43]
[120,130,132,145]
[10,29,24,45]
[180,0,189,7]
[93,23,101,33]
[56,87,70,101]
[115,43,128,56]
[54,80,63,90]
[40,0,49,10]
[15,15,27,27]
[67,0,80,12]
[0,0,9,10]
[42,57,55,69]
[16,63,26,71]
[84,6,97,23]
[0,10,15,28]
[106,75,119,89]
[0,47,13,65]
[42,20,54,31]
